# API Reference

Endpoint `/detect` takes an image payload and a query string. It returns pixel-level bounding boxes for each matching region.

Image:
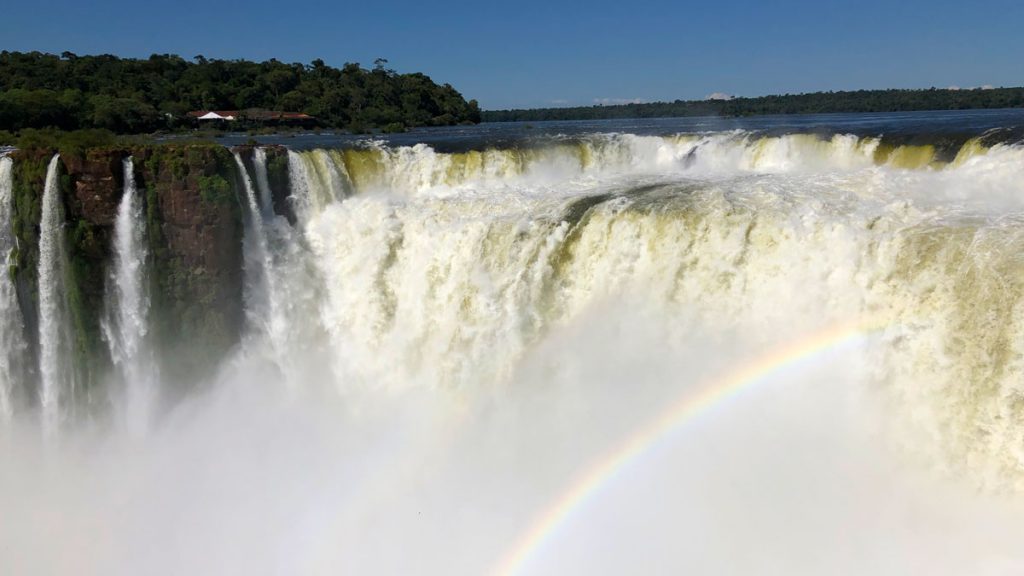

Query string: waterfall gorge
[2,130,1024,573]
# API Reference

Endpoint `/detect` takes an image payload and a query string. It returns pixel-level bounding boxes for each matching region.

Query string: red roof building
[187,109,316,123]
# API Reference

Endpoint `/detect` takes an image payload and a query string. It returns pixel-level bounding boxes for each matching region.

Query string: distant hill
[0,51,481,133]
[483,87,1024,122]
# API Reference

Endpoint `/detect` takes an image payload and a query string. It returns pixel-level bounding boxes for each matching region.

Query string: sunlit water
[4,113,1024,574]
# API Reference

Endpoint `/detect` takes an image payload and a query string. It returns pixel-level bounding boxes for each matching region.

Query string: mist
[3,301,1024,575]
[5,132,1024,574]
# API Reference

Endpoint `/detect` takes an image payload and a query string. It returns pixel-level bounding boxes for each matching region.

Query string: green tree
[0,51,482,133]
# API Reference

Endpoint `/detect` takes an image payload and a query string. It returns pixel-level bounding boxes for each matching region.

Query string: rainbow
[492,314,889,576]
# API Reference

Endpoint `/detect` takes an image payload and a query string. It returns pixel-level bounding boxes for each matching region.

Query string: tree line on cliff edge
[0,51,481,134]
[483,87,1024,122]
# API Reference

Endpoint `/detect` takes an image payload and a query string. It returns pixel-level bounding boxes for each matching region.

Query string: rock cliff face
[63,150,124,225]
[135,145,243,389]
[63,149,130,389]
[7,143,291,395]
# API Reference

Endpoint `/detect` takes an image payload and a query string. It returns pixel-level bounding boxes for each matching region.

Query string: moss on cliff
[199,174,233,206]
[10,152,49,274]
[8,151,117,399]
[8,141,246,397]
[136,143,244,387]
[65,216,108,389]
[8,149,51,391]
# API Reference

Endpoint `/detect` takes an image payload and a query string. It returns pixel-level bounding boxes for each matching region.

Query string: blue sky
[2,0,1022,109]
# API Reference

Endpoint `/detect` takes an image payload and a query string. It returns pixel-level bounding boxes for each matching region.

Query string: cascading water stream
[235,151,327,381]
[252,148,275,218]
[38,154,74,435]
[0,155,25,421]
[234,152,275,334]
[286,150,315,221]
[102,157,154,434]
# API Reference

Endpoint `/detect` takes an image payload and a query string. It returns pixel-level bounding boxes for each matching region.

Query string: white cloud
[948,84,995,91]
[705,92,735,101]
[593,97,646,106]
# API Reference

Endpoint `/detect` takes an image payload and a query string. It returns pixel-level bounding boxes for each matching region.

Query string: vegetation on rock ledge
[6,142,247,395]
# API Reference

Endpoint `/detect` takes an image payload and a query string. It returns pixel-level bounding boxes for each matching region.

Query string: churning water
[4,114,1024,574]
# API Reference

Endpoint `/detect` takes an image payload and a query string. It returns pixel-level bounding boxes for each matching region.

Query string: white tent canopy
[197,111,235,120]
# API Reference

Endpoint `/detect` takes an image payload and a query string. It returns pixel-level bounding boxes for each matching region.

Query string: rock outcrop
[8,143,263,394]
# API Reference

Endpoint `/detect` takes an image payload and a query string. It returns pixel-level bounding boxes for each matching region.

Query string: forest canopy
[0,51,481,133]
[483,87,1024,122]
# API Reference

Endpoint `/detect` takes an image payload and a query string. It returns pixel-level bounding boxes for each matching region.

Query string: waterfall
[38,154,73,434]
[279,139,1024,485]
[286,150,319,221]
[234,151,275,331]
[297,149,347,209]
[0,155,25,421]
[236,151,292,376]
[7,126,1024,574]
[252,148,275,216]
[237,150,328,383]
[102,157,153,434]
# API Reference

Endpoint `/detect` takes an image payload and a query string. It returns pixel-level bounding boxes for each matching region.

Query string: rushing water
[4,114,1024,574]
[102,158,153,434]
[37,154,74,435]
[234,151,276,336]
[236,150,324,384]
[0,155,24,420]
